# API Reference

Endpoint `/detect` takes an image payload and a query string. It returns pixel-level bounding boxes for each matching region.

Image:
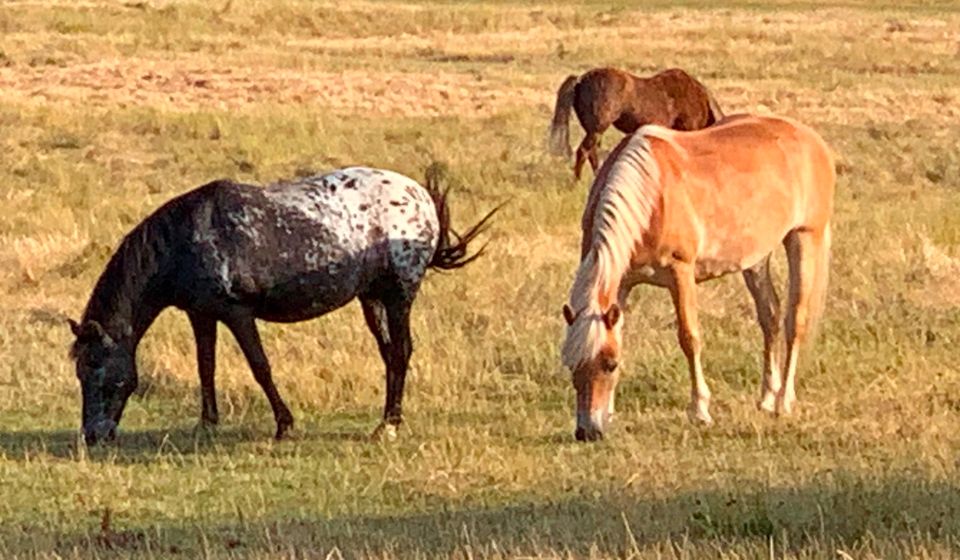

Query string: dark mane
[79,180,232,340]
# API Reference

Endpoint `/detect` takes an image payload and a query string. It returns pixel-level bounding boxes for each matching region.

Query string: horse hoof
[383,424,398,441]
[776,398,796,417]
[757,392,778,414]
[274,423,294,441]
[370,422,399,442]
[687,404,714,426]
[194,421,218,435]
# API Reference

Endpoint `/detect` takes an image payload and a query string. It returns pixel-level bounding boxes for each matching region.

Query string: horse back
[645,68,714,130]
[647,116,834,271]
[167,170,441,320]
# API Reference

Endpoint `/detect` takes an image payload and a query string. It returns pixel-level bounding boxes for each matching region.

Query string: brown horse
[547,67,724,180]
[561,114,835,441]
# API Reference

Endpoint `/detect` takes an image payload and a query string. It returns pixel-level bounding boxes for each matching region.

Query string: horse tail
[547,74,580,158]
[423,163,501,270]
[705,86,725,126]
[805,221,832,345]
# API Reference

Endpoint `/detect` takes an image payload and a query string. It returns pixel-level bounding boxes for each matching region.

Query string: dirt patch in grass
[0,56,546,116]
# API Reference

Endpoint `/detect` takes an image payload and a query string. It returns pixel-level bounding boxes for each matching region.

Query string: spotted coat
[179,166,440,320]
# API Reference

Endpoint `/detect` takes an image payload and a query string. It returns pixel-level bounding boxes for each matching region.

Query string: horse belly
[694,218,790,281]
[690,173,796,276]
[211,225,374,322]
[252,264,365,323]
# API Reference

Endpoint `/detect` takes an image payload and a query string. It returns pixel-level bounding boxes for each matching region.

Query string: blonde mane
[561,131,664,369]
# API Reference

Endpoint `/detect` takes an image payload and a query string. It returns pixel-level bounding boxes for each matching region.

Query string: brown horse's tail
[705,85,725,126]
[547,74,580,158]
[424,162,501,270]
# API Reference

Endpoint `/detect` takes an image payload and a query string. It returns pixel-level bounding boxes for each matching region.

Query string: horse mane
[562,131,663,369]
[79,190,201,340]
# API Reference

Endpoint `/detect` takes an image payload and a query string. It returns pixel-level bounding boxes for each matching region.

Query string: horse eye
[602,357,618,373]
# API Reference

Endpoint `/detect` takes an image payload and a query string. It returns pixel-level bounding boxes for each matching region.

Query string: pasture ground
[1,1,960,558]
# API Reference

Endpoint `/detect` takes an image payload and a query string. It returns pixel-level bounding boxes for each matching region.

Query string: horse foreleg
[188,312,219,427]
[361,296,413,439]
[669,264,712,425]
[222,312,294,439]
[742,256,784,413]
[781,229,828,416]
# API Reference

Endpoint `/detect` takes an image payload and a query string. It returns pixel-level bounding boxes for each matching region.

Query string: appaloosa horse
[562,115,835,441]
[69,164,497,444]
[547,67,725,179]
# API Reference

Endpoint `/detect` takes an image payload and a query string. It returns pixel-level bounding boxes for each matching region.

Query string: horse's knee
[580,132,599,150]
[678,328,702,357]
[786,309,809,343]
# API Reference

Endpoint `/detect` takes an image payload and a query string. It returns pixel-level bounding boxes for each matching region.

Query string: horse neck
[82,222,175,352]
[570,245,623,315]
[584,134,661,301]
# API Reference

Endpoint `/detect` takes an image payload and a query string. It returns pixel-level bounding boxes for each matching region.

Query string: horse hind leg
[587,135,601,174]
[780,227,830,416]
[742,255,783,413]
[222,311,294,439]
[361,292,414,440]
[574,132,600,180]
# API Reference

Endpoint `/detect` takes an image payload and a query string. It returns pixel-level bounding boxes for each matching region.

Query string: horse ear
[562,304,575,326]
[68,318,81,337]
[78,320,115,347]
[602,304,621,329]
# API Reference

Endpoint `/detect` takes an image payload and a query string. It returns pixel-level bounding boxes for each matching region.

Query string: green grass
[1,1,960,558]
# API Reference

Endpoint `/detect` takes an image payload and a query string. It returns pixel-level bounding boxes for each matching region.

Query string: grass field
[2,0,960,558]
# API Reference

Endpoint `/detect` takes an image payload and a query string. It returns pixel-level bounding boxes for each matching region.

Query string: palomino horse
[561,115,835,441]
[69,164,497,444]
[547,67,724,180]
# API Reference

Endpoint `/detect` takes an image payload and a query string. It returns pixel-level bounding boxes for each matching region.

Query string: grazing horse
[68,165,497,445]
[561,115,835,441]
[547,67,724,180]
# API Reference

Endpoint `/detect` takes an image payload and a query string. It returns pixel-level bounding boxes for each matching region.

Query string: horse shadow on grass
[7,474,960,557]
[0,421,385,464]
[0,424,260,462]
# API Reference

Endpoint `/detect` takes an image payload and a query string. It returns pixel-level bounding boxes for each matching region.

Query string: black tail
[546,74,580,158]
[423,162,501,270]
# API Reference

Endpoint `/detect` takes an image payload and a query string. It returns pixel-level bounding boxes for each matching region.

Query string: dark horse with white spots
[68,164,497,444]
[547,67,725,179]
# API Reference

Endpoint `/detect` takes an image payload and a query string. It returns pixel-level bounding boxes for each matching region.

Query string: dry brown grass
[1,0,960,558]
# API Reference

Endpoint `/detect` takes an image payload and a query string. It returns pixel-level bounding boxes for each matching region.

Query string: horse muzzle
[575,409,610,442]
[83,418,117,445]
